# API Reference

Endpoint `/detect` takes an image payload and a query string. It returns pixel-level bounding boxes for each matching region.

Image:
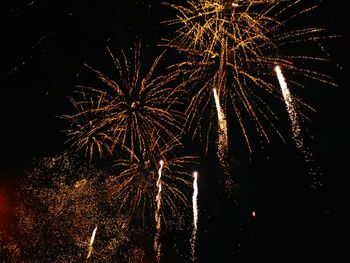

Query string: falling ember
[86,226,98,261]
[275,65,322,188]
[213,88,229,168]
[190,171,198,262]
[154,160,164,262]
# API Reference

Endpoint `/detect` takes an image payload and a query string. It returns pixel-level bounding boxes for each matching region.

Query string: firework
[190,171,198,262]
[108,136,198,226]
[275,65,322,188]
[154,160,164,262]
[213,88,229,175]
[86,226,98,261]
[62,42,185,159]
[164,0,336,154]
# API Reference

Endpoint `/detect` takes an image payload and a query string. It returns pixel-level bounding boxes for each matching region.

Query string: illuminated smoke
[275,65,322,188]
[154,160,164,262]
[86,226,97,261]
[190,171,198,262]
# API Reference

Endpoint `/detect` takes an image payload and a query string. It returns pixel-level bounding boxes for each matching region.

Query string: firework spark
[62,42,185,159]
[154,160,164,262]
[190,171,198,262]
[164,0,336,155]
[86,226,98,261]
[275,65,322,188]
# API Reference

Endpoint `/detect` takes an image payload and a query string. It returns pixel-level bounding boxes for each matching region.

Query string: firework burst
[164,0,336,154]
[62,42,185,159]
[107,136,198,227]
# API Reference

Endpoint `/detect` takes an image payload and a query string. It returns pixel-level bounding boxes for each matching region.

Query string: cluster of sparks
[2,154,142,262]
[1,0,337,261]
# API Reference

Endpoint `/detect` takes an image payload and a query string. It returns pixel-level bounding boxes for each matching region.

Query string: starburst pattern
[62,42,185,159]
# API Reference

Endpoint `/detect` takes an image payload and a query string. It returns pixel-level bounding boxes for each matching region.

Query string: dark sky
[0,0,348,261]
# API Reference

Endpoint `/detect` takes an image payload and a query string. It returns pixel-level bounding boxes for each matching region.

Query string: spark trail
[86,226,97,261]
[213,88,229,174]
[154,160,164,262]
[275,65,321,188]
[213,88,233,193]
[190,171,198,262]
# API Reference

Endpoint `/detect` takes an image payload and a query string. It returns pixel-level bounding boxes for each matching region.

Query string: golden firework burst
[62,42,186,159]
[107,136,198,226]
[163,0,336,154]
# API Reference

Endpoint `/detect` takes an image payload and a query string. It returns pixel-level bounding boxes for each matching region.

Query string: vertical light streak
[275,65,301,145]
[154,160,164,262]
[275,65,322,188]
[213,88,229,174]
[86,226,97,261]
[213,88,228,137]
[190,171,198,262]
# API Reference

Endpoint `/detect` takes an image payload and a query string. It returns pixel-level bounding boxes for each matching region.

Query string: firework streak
[190,171,198,262]
[86,226,97,261]
[275,65,322,188]
[154,160,164,262]
[213,88,229,175]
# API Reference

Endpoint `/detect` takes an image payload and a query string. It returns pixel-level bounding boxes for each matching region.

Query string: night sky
[0,0,348,262]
